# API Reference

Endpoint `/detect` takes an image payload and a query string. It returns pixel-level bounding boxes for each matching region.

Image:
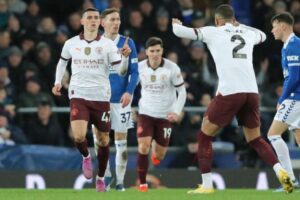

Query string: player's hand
[276,103,281,110]
[172,18,182,25]
[52,83,62,96]
[121,37,131,57]
[167,112,179,123]
[120,92,132,108]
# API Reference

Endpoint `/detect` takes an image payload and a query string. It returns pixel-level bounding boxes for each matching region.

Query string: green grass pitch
[0,189,299,200]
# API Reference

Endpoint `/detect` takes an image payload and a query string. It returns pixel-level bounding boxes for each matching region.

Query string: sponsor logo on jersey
[84,47,91,55]
[287,55,299,61]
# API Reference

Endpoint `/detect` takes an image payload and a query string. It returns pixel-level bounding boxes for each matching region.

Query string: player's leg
[70,99,92,179]
[112,103,132,191]
[294,129,300,147]
[136,114,154,192]
[91,101,111,192]
[189,94,244,194]
[94,128,110,192]
[92,125,113,190]
[151,118,172,166]
[241,94,293,193]
[114,132,127,191]
[292,129,300,187]
[267,121,295,182]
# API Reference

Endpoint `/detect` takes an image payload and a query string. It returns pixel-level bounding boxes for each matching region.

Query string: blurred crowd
[0,0,299,167]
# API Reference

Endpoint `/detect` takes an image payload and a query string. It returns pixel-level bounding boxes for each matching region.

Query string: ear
[80,18,84,26]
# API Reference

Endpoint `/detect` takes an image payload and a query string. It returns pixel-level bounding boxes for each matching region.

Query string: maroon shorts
[205,93,260,128]
[137,114,172,147]
[70,98,110,132]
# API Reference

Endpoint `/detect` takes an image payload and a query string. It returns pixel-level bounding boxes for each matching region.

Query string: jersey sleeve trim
[60,56,69,61]
[111,60,121,65]
[193,28,199,40]
[174,82,184,87]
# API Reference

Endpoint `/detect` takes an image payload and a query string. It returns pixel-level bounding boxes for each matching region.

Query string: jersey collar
[283,33,295,49]
[147,58,165,70]
[79,32,101,42]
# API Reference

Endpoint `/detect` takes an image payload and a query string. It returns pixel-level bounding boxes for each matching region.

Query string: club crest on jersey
[160,74,167,81]
[84,47,91,55]
[151,75,156,82]
[96,47,103,54]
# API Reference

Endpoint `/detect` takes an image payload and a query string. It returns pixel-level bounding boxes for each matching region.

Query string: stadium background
[0,0,300,190]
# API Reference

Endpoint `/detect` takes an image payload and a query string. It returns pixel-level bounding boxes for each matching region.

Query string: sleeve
[198,26,215,44]
[171,64,184,87]
[60,40,71,60]
[278,50,300,104]
[172,23,202,41]
[239,24,266,44]
[108,41,122,65]
[55,41,70,85]
[126,39,139,94]
[174,85,187,115]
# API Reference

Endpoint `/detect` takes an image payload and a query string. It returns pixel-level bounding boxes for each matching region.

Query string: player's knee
[97,135,110,146]
[73,135,86,143]
[121,150,128,161]
[138,143,150,154]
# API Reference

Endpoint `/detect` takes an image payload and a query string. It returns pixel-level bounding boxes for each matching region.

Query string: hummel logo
[75,48,81,52]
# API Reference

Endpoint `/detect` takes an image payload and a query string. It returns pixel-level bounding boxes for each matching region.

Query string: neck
[149,58,162,69]
[282,30,293,43]
[83,30,98,41]
[104,32,118,40]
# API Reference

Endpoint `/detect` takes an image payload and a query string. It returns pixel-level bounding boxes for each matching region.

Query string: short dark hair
[271,12,294,26]
[82,7,99,17]
[101,8,120,19]
[145,37,163,49]
[215,4,235,20]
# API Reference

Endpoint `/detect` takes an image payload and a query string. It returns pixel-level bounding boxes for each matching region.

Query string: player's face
[81,11,101,32]
[271,21,284,40]
[102,12,121,34]
[146,44,163,62]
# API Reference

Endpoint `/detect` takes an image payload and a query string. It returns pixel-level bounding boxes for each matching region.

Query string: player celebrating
[136,37,187,192]
[172,4,293,194]
[268,12,300,191]
[92,8,139,192]
[52,8,131,192]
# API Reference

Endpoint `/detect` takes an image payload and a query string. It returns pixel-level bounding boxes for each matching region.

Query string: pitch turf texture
[0,189,299,200]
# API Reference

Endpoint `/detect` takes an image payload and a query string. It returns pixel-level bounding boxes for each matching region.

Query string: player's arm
[125,39,139,94]
[52,41,71,96]
[174,83,187,115]
[172,18,202,41]
[239,24,266,44]
[278,60,300,104]
[167,66,187,122]
[110,41,129,76]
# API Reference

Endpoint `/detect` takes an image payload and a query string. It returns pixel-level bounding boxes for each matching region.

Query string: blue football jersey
[279,34,300,104]
[109,34,139,103]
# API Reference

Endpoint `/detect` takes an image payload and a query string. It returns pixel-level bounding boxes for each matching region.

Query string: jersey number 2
[231,35,247,59]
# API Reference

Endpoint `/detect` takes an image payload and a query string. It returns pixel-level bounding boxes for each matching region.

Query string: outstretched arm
[172,18,202,40]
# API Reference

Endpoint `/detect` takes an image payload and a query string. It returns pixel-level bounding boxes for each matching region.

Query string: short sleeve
[108,41,121,64]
